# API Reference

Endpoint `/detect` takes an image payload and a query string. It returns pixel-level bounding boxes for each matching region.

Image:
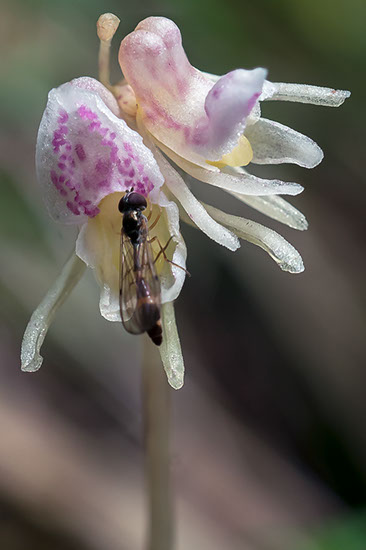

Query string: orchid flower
[21,14,350,389]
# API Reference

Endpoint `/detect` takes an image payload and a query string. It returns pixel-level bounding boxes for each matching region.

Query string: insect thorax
[123,211,146,245]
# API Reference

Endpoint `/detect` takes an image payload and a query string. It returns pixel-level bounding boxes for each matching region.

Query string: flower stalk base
[142,336,174,550]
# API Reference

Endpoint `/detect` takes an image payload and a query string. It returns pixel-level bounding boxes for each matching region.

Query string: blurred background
[1,0,365,548]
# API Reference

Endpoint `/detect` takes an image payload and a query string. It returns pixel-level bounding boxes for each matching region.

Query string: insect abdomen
[137,297,162,346]
[147,319,162,346]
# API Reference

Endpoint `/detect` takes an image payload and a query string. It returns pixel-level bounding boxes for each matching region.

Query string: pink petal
[119,17,266,163]
[36,77,164,224]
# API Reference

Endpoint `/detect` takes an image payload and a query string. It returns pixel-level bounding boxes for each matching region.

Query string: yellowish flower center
[91,192,174,281]
[207,134,253,168]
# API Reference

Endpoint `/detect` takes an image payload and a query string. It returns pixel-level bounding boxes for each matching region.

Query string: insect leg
[148,206,162,231]
[149,236,190,276]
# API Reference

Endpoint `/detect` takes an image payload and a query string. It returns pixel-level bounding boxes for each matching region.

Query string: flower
[22,74,187,388]
[21,14,350,389]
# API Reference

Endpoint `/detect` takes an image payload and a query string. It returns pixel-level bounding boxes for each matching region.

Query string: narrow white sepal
[231,191,308,231]
[245,118,324,168]
[154,149,240,251]
[136,116,240,251]
[263,82,351,107]
[156,139,303,196]
[159,302,184,390]
[21,253,86,372]
[204,203,304,274]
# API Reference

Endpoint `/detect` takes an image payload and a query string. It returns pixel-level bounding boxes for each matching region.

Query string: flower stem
[142,337,174,550]
[96,13,120,89]
[98,40,112,89]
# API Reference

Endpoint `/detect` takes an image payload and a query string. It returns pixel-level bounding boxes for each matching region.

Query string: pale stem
[98,39,112,89]
[142,336,174,550]
[97,13,120,89]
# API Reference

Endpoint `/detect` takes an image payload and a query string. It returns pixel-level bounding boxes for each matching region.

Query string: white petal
[159,301,184,389]
[201,71,262,127]
[260,80,278,100]
[204,203,304,274]
[263,81,351,107]
[119,17,264,163]
[155,150,240,251]
[156,140,304,196]
[231,191,308,231]
[136,118,240,251]
[21,253,86,372]
[245,118,323,168]
[151,190,187,304]
[76,197,121,322]
[76,191,187,322]
[36,77,164,224]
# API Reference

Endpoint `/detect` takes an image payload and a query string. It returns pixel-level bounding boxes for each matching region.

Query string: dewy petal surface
[225,167,308,230]
[36,77,163,224]
[262,81,351,107]
[204,204,304,274]
[76,191,186,322]
[245,118,323,168]
[119,17,265,163]
[155,139,304,196]
[136,122,240,251]
[21,253,86,372]
[231,191,308,231]
[159,301,184,390]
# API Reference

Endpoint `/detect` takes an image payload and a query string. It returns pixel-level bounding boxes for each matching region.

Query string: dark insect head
[118,189,147,213]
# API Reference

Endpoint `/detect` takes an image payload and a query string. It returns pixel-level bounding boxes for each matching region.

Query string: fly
[118,189,163,346]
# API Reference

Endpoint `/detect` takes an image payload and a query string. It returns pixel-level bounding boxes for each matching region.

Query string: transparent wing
[119,217,161,335]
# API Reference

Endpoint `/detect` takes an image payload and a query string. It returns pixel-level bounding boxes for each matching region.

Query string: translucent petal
[119,17,265,163]
[152,191,187,304]
[231,191,308,230]
[75,191,186,322]
[21,253,86,372]
[159,301,184,389]
[262,81,351,107]
[245,118,323,168]
[137,123,240,251]
[36,77,163,224]
[155,138,304,196]
[204,203,304,273]
[202,70,262,126]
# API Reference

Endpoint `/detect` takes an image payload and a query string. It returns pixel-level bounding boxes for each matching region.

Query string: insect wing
[119,220,161,335]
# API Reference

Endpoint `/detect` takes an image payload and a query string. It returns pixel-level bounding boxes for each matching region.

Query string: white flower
[21,14,350,389]
[22,75,187,388]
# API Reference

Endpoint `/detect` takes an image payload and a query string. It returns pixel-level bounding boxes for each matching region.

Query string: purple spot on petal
[66,201,80,215]
[96,158,112,177]
[58,109,69,124]
[78,105,98,121]
[50,170,58,186]
[75,143,86,161]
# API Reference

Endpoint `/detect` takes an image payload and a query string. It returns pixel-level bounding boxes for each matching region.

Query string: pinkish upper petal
[119,17,266,163]
[36,77,164,224]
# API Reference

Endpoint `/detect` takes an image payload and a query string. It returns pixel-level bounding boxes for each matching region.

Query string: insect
[118,189,163,346]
